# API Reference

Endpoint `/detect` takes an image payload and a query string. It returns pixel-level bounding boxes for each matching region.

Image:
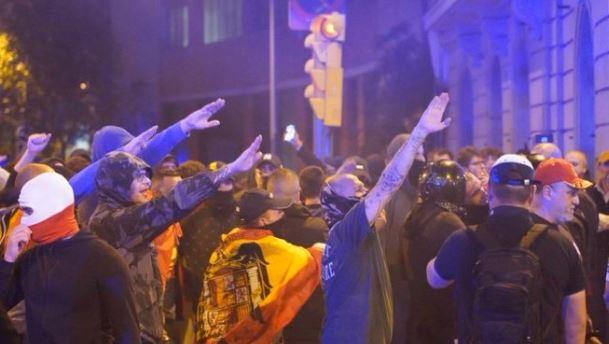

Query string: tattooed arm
[364,93,451,224]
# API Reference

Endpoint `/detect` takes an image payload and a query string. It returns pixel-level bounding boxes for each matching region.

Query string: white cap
[492,154,534,170]
[19,172,74,226]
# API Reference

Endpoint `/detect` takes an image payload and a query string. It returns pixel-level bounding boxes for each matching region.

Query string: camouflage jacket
[89,152,219,342]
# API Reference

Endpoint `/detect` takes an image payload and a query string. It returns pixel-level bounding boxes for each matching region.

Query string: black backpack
[469,224,548,344]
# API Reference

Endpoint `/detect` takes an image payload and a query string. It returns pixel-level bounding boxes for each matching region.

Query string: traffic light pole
[269,0,277,154]
[313,117,333,159]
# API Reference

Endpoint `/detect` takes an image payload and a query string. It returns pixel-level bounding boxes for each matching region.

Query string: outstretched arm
[364,93,451,224]
[92,136,263,249]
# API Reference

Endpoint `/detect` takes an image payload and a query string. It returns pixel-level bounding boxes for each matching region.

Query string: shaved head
[267,168,301,204]
[15,163,54,190]
[531,143,562,159]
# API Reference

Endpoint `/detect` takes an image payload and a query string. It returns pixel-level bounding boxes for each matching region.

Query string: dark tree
[0,0,119,156]
[364,22,436,155]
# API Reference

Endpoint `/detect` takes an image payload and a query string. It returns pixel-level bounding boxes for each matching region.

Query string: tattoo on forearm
[371,126,426,199]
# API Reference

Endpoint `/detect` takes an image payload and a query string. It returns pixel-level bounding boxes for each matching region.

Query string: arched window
[574,3,595,165]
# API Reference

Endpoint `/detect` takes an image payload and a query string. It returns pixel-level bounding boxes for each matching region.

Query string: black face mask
[320,186,362,228]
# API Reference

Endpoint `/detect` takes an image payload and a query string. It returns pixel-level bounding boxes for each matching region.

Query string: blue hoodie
[69,122,186,216]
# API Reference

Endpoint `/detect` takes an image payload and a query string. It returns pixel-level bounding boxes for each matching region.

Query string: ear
[541,185,553,200]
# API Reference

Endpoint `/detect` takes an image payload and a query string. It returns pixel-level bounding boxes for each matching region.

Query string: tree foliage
[0,0,119,156]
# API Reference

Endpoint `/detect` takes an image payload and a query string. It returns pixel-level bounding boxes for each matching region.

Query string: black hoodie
[0,231,139,344]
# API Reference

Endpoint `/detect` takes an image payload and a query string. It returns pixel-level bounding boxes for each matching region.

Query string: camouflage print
[89,152,219,342]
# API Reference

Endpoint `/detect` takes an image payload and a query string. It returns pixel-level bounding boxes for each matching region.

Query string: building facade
[108,0,426,163]
[424,0,609,165]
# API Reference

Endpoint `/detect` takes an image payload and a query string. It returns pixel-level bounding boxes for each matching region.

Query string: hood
[92,126,134,162]
[96,151,151,206]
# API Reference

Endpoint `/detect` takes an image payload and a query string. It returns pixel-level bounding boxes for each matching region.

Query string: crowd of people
[0,93,608,344]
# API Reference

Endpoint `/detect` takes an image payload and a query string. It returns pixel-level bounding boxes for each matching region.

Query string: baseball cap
[490,154,538,186]
[535,158,593,189]
[598,151,609,165]
[257,153,283,169]
[237,188,292,223]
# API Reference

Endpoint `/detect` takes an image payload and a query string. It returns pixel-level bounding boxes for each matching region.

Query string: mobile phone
[284,124,296,142]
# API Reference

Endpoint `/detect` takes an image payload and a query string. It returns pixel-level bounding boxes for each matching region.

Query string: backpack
[469,224,548,344]
[196,242,273,343]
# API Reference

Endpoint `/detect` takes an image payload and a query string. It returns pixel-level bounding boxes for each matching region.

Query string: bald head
[531,143,562,159]
[267,168,301,204]
[15,163,54,190]
[565,150,588,178]
[325,173,367,199]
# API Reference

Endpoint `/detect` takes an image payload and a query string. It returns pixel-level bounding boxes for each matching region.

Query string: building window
[170,6,189,48]
[203,0,243,44]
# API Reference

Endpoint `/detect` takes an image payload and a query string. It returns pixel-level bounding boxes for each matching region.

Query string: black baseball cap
[490,154,539,186]
[237,188,292,223]
[256,153,283,169]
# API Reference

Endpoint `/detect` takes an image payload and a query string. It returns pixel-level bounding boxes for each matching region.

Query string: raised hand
[180,98,225,134]
[416,93,451,134]
[228,135,263,174]
[27,133,52,154]
[4,224,32,263]
[120,125,158,156]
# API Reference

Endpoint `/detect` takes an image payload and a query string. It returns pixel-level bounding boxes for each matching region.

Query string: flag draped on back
[197,228,323,344]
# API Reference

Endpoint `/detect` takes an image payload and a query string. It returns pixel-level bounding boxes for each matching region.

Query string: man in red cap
[531,158,592,227]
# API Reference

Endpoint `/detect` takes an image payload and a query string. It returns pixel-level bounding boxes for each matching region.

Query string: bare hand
[416,93,451,134]
[180,98,225,134]
[227,135,263,174]
[120,125,158,156]
[27,133,52,154]
[4,224,31,263]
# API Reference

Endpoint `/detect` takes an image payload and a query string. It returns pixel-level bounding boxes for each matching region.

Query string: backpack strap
[470,223,502,250]
[519,224,549,249]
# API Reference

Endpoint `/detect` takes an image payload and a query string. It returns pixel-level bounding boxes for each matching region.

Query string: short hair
[15,164,54,190]
[178,160,206,178]
[153,166,181,181]
[456,146,481,167]
[299,166,325,199]
[428,147,454,160]
[386,134,410,160]
[480,147,503,160]
[489,183,532,204]
[65,155,91,173]
[267,168,300,200]
[531,143,562,159]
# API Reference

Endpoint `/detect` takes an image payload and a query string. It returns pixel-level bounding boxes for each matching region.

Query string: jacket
[0,231,139,344]
[89,152,219,342]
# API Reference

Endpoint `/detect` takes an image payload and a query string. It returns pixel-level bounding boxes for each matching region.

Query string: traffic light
[304,12,345,127]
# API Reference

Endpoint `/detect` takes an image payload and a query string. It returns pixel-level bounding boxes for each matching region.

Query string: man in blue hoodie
[69,98,226,224]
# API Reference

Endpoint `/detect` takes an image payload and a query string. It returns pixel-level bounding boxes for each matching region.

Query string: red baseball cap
[534,158,593,189]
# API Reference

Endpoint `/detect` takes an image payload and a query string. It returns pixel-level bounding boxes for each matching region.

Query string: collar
[488,205,534,232]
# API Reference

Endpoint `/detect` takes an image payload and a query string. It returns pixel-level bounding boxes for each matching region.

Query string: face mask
[320,186,361,228]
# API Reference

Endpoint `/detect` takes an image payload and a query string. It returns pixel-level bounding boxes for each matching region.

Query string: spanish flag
[196,228,323,344]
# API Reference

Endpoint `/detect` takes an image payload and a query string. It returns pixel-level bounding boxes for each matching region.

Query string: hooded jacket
[89,152,220,342]
[0,231,139,344]
[70,122,187,223]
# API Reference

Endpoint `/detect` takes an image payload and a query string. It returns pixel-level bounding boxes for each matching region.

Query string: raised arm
[364,93,451,223]
[139,98,224,166]
[92,136,263,249]
[14,133,52,173]
[70,126,158,204]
